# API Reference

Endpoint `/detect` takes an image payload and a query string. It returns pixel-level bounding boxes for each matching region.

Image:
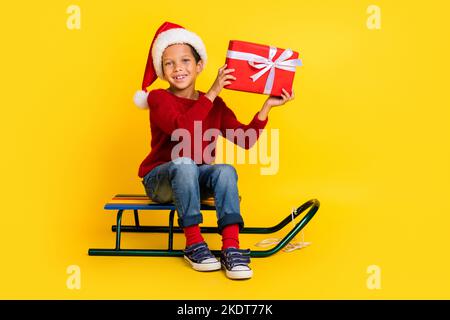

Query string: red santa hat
[133,21,208,109]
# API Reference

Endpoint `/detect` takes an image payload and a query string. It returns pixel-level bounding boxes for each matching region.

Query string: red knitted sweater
[138,89,268,178]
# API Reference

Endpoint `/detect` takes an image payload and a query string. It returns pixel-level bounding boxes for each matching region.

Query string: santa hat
[133,21,208,109]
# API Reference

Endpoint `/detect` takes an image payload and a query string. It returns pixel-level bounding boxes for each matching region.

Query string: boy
[134,22,294,280]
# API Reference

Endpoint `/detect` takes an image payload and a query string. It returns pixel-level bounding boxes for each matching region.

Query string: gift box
[224,40,302,96]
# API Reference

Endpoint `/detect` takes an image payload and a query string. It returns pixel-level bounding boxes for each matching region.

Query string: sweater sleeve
[219,98,269,150]
[147,90,214,135]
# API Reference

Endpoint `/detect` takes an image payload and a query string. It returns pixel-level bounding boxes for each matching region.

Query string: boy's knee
[172,157,196,166]
[215,164,238,180]
[168,157,199,180]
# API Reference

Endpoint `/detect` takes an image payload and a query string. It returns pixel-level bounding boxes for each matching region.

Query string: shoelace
[255,207,312,253]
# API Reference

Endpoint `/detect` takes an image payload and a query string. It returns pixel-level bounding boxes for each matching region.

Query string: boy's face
[162,44,203,90]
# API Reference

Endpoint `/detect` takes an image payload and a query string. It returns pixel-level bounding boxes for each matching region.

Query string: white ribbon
[227,46,302,94]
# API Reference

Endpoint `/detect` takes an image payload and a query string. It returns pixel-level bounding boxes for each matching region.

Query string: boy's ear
[196,60,204,73]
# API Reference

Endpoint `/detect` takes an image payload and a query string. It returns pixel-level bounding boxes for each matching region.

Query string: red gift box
[224,40,302,96]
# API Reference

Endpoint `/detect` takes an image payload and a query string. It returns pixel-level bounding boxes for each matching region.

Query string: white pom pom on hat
[134,21,208,109]
[133,90,150,109]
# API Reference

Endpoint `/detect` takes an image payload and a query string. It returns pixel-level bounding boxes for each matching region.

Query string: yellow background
[1,0,449,299]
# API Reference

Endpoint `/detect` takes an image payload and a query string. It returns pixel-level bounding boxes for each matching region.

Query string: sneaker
[183,242,221,272]
[220,248,253,280]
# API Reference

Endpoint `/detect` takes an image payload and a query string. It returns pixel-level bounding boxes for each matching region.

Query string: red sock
[183,224,204,247]
[221,224,240,250]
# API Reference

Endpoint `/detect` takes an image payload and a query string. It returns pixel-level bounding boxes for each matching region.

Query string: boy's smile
[162,44,203,97]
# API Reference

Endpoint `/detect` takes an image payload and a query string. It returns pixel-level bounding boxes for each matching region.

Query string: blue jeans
[141,157,244,233]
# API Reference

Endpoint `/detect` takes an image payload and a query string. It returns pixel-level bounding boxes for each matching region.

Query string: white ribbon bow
[226,46,302,94]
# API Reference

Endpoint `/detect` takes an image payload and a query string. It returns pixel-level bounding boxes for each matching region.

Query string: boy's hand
[205,64,236,102]
[258,89,295,121]
[263,88,295,108]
